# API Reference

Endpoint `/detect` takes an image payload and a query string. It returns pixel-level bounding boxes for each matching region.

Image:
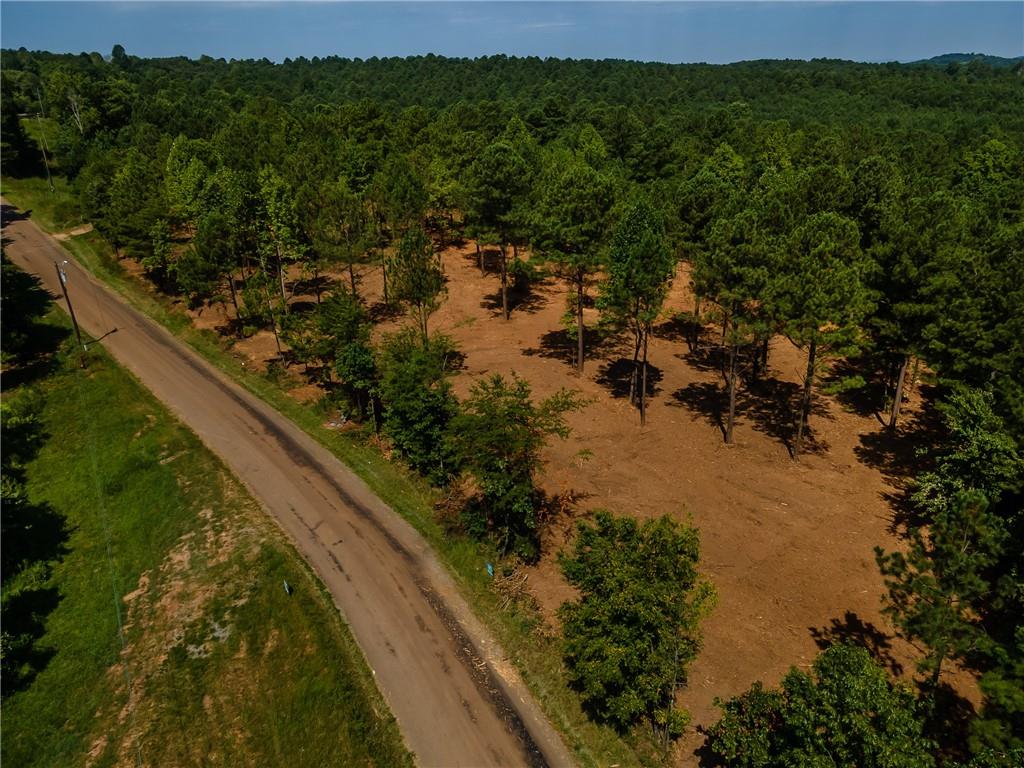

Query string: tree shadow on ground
[1,203,34,226]
[479,274,553,317]
[1,493,69,580]
[441,346,468,373]
[676,344,729,380]
[654,313,708,348]
[537,488,593,548]
[522,326,621,369]
[0,584,62,699]
[211,314,246,340]
[594,358,664,401]
[460,245,502,275]
[367,300,405,323]
[290,273,335,302]
[669,331,771,385]
[826,353,891,423]
[810,610,903,676]
[0,264,71,391]
[925,682,976,766]
[670,376,832,456]
[854,384,943,536]
[671,381,727,439]
[286,299,319,316]
[692,730,723,768]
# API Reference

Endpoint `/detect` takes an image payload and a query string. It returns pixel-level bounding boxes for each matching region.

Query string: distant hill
[912,52,1024,69]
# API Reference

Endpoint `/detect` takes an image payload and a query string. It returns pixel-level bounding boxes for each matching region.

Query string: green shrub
[377,329,459,483]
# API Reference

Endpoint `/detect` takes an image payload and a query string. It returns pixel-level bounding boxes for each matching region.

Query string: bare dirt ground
[147,237,968,763]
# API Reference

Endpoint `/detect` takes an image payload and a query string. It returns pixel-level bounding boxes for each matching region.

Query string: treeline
[2,48,1022,761]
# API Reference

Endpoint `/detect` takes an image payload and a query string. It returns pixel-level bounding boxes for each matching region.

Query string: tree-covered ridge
[3,49,1023,141]
[914,53,1024,69]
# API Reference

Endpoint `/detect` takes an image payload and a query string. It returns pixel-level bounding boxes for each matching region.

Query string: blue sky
[2,2,1021,64]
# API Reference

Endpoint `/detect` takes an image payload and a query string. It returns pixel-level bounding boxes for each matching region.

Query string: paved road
[2,201,575,768]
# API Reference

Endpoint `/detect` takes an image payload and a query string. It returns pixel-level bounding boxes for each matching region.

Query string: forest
[2,47,1022,765]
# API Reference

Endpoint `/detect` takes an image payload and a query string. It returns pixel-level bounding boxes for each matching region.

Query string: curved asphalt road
[2,201,575,768]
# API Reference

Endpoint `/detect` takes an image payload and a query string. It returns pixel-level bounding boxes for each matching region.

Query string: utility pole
[55,261,87,368]
[35,88,56,193]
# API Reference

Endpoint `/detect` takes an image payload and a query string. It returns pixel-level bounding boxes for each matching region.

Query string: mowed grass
[2,174,643,767]
[0,175,82,233]
[1,296,412,767]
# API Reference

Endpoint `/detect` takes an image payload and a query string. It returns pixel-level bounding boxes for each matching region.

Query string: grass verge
[1,175,643,767]
[1,263,412,767]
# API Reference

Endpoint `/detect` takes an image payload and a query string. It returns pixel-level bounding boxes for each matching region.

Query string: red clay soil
[179,241,968,763]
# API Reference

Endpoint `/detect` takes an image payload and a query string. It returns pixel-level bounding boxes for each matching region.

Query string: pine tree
[601,198,675,424]
[531,154,615,373]
[771,212,873,457]
[876,491,1007,691]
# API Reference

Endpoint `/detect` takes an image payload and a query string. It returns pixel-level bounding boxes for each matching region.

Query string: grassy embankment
[0,261,412,767]
[2,171,643,767]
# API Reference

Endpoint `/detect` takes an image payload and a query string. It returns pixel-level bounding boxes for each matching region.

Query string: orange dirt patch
[53,223,94,241]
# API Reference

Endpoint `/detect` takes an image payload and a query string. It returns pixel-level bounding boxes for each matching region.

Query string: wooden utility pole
[35,88,56,193]
[54,261,87,368]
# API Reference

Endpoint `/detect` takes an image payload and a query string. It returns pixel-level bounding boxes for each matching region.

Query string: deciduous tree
[377,329,459,484]
[559,511,715,742]
[708,644,935,768]
[448,374,583,558]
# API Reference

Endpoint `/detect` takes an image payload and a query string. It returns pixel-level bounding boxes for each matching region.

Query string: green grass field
[1,174,643,767]
[0,262,412,768]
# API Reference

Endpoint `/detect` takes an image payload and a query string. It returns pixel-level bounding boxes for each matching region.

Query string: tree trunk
[263,284,283,357]
[381,251,389,304]
[889,355,909,430]
[929,647,947,694]
[348,261,357,297]
[69,94,84,134]
[499,243,509,320]
[476,241,484,274]
[794,338,817,458]
[276,250,289,314]
[226,273,241,337]
[640,331,650,426]
[761,335,770,374]
[725,339,738,444]
[270,317,282,357]
[720,314,729,379]
[576,271,585,374]
[629,328,642,406]
[314,267,322,305]
[692,295,702,352]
